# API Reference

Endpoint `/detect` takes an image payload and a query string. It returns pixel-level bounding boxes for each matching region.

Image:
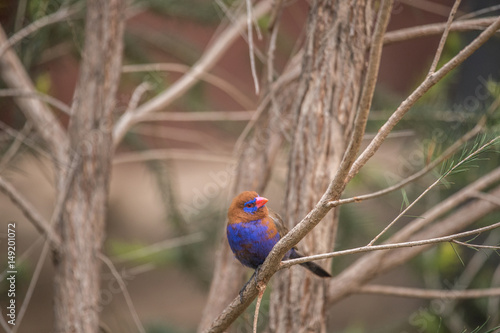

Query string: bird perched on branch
[227,191,331,278]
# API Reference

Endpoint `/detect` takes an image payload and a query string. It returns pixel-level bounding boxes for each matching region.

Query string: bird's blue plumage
[227,219,281,268]
[226,191,331,277]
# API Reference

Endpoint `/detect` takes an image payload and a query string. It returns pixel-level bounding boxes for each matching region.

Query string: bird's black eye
[245,203,253,208]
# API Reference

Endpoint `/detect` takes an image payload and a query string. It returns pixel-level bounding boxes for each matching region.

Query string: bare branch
[0,89,71,114]
[0,25,68,165]
[0,176,61,247]
[368,136,499,246]
[112,232,205,264]
[11,240,50,333]
[280,220,500,268]
[139,110,254,122]
[0,122,32,172]
[125,81,152,114]
[400,0,456,17]
[348,15,500,183]
[357,284,500,299]
[113,148,233,165]
[99,254,146,333]
[329,117,484,207]
[452,239,500,250]
[470,191,500,207]
[384,17,498,45]
[0,4,82,58]
[122,63,254,110]
[428,0,462,74]
[113,0,272,146]
[245,0,260,94]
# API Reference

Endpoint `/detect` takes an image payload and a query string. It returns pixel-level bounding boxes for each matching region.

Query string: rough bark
[52,1,124,332]
[269,1,374,332]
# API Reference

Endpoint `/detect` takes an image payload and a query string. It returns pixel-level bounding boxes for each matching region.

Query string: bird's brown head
[227,191,269,224]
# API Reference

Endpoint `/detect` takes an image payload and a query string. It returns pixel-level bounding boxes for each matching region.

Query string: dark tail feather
[290,249,331,278]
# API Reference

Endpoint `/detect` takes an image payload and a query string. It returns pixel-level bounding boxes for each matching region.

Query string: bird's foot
[238,266,261,303]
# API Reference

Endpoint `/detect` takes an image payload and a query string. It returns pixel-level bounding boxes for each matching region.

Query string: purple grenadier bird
[227,191,331,278]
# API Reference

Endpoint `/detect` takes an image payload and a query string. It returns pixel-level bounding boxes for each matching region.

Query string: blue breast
[227,219,280,269]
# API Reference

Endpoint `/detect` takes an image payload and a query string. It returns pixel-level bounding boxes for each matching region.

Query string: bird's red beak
[255,196,268,208]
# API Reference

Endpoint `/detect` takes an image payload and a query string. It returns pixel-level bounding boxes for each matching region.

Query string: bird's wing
[268,209,295,246]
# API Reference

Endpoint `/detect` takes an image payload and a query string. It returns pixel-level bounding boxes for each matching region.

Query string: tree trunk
[52,1,124,332]
[269,1,374,331]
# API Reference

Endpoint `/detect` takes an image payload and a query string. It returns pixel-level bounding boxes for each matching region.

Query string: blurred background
[0,0,500,332]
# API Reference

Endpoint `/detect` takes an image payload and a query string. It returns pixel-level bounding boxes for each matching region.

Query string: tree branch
[357,284,500,299]
[0,89,71,114]
[0,4,82,58]
[384,16,499,45]
[122,63,254,110]
[113,149,233,165]
[428,0,462,74]
[0,176,61,248]
[329,115,485,207]
[280,220,500,268]
[368,136,498,246]
[99,254,146,333]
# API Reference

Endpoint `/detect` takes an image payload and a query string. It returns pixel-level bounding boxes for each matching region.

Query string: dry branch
[0,176,61,247]
[0,89,71,114]
[384,16,499,45]
[280,220,500,268]
[357,285,500,299]
[0,25,68,165]
[0,4,81,58]
[428,0,462,74]
[329,117,484,207]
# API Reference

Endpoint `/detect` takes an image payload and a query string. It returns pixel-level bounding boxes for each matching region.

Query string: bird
[227,190,331,278]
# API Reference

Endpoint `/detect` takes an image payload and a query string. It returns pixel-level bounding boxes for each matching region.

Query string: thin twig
[0,4,82,59]
[0,122,32,172]
[348,15,500,183]
[122,63,254,109]
[470,191,500,207]
[400,0,455,17]
[383,17,498,45]
[280,220,500,269]
[113,232,205,264]
[10,240,50,333]
[0,176,61,247]
[99,254,146,333]
[452,239,500,250]
[428,0,462,74]
[368,136,499,246]
[357,284,500,299]
[0,89,71,114]
[329,113,485,207]
[458,4,500,21]
[125,81,152,114]
[113,148,233,165]
[253,283,266,333]
[246,0,260,94]
[139,110,254,122]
